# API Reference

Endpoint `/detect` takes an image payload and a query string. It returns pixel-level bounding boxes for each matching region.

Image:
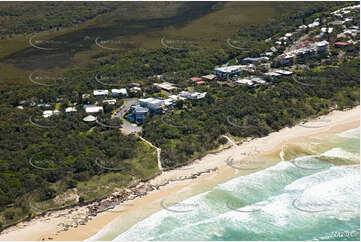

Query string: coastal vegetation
[0,1,359,229]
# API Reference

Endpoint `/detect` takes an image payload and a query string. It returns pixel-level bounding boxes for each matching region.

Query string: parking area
[112,98,142,135]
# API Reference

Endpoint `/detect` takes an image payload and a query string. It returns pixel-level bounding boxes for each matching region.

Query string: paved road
[113,98,138,117]
[112,98,142,135]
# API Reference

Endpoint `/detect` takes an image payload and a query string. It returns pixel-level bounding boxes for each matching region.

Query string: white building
[332,5,360,17]
[82,93,91,99]
[321,27,333,33]
[179,91,207,100]
[85,106,103,113]
[251,77,266,84]
[270,47,277,52]
[65,107,77,113]
[103,99,117,105]
[43,110,60,118]
[264,52,274,56]
[278,54,294,65]
[163,98,175,106]
[316,40,329,53]
[235,78,254,86]
[243,57,269,63]
[139,98,164,111]
[331,20,345,25]
[212,65,243,78]
[264,72,281,78]
[168,95,182,101]
[344,29,360,37]
[153,82,177,91]
[93,90,108,97]
[343,17,353,23]
[298,25,307,29]
[83,115,97,123]
[308,21,320,28]
[275,70,293,76]
[111,88,127,97]
[130,87,142,93]
[278,40,328,65]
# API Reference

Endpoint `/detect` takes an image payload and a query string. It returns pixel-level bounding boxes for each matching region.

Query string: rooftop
[153,82,177,91]
[190,77,202,82]
[111,88,127,94]
[235,78,253,85]
[85,106,103,113]
[251,77,266,84]
[275,70,293,75]
[65,107,77,112]
[243,57,269,62]
[334,42,351,46]
[264,72,281,77]
[131,105,149,113]
[130,87,141,92]
[201,74,217,80]
[179,91,207,99]
[103,99,117,105]
[93,90,108,96]
[214,65,242,73]
[42,110,60,118]
[83,115,97,122]
[316,40,329,47]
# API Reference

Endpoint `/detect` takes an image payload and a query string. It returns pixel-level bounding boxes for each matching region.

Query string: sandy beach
[0,106,359,241]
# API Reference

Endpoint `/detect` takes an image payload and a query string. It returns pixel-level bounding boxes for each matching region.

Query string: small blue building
[127,105,149,123]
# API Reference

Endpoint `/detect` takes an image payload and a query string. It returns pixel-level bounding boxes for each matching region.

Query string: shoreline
[0,106,359,241]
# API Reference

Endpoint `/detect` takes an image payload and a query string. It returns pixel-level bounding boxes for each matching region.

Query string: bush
[40,188,57,201]
[67,179,77,189]
[219,137,228,145]
[4,210,15,220]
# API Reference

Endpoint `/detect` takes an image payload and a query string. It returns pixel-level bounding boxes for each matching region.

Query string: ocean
[91,127,360,241]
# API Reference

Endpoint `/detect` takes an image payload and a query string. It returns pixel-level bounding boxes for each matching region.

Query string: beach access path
[137,135,163,171]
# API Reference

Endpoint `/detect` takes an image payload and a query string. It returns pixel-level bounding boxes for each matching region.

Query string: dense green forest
[0,1,359,229]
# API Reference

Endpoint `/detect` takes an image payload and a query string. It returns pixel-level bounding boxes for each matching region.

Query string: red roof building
[195,81,207,85]
[334,42,351,48]
[225,82,235,87]
[190,77,202,82]
[298,40,313,47]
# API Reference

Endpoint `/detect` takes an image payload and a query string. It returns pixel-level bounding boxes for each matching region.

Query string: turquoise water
[92,127,360,241]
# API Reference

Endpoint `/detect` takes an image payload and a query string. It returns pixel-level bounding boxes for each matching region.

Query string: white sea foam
[291,154,331,170]
[321,147,359,161]
[112,163,360,241]
[285,165,359,191]
[217,161,292,194]
[298,174,360,213]
[337,127,360,139]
